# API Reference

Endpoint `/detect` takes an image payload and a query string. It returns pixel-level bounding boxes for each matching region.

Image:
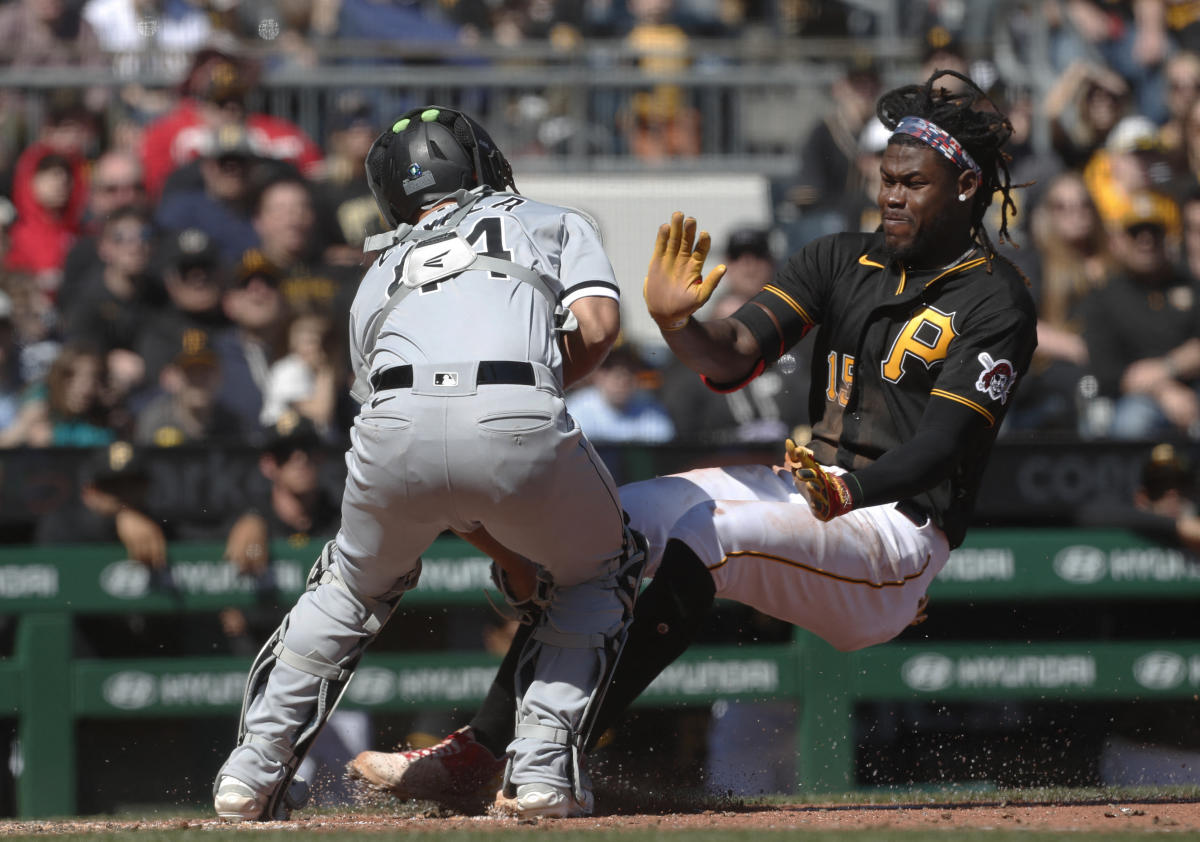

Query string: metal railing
[0,60,855,176]
[0,17,1055,174]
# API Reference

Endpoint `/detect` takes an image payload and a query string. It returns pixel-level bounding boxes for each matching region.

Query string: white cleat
[214,776,261,822]
[213,774,308,821]
[493,782,593,818]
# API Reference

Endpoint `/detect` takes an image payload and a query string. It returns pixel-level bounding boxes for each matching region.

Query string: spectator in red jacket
[3,143,88,294]
[140,48,324,201]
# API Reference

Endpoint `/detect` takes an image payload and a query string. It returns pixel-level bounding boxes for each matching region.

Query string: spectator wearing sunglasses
[60,150,148,302]
[61,206,164,402]
[1082,192,1200,439]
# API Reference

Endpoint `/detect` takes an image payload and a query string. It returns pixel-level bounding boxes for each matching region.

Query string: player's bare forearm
[662,314,763,385]
[454,526,535,601]
[292,367,338,429]
[1164,337,1200,381]
[1177,514,1200,554]
[560,295,620,388]
[225,512,271,575]
[1122,338,1200,396]
[115,507,167,569]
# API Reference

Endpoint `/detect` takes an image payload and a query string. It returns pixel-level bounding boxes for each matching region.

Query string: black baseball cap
[174,345,219,372]
[82,441,149,488]
[1142,443,1194,500]
[206,124,257,161]
[602,343,645,371]
[726,227,772,261]
[331,92,376,133]
[185,49,253,104]
[234,249,283,287]
[172,328,219,371]
[263,411,322,458]
[166,228,220,271]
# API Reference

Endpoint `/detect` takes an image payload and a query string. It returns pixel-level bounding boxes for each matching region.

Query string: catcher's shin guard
[578,525,648,750]
[216,541,417,820]
[504,525,648,806]
[583,538,715,751]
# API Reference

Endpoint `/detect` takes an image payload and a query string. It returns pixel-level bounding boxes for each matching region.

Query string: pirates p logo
[882,306,957,383]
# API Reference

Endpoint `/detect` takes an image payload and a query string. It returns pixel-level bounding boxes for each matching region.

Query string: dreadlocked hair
[876,68,1018,257]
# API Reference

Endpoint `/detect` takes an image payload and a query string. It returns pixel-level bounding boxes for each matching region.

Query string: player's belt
[894,499,929,528]
[371,361,537,391]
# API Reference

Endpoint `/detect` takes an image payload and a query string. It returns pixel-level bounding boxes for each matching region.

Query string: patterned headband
[892,115,981,175]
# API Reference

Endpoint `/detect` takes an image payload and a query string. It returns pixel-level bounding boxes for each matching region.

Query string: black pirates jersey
[729,231,1037,547]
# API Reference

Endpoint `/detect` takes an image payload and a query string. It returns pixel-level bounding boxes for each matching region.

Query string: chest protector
[353,189,578,401]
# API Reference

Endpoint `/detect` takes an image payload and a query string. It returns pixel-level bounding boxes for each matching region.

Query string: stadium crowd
[0,1,1199,492]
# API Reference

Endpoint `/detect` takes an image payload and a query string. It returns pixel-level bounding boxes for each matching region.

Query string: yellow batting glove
[643,211,727,332]
[785,438,856,522]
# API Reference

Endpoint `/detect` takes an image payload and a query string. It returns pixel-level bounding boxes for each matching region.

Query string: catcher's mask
[365,106,516,228]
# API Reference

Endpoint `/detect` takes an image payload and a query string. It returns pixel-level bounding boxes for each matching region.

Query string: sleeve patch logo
[975,352,1017,404]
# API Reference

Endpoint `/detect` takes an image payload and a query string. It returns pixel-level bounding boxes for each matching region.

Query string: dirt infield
[3,799,1200,835]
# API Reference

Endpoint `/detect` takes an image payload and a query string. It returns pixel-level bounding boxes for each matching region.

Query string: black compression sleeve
[846,396,987,508]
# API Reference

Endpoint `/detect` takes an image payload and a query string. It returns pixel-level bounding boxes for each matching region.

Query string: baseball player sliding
[213,106,646,821]
[347,69,1039,810]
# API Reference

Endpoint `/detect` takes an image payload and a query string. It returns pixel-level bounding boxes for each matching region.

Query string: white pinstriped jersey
[348,190,619,389]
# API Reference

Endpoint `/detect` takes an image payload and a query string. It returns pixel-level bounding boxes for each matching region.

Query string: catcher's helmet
[365,106,516,227]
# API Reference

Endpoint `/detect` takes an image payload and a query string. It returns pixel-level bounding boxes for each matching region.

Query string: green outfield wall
[3,530,1200,816]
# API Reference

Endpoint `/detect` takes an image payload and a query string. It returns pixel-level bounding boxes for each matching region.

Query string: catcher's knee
[491,561,553,626]
[278,540,418,681]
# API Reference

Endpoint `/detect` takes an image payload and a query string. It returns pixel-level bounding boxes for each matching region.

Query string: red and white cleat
[347,726,506,810]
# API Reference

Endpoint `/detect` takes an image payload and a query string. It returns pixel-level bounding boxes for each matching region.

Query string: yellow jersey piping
[763,285,814,325]
[870,252,988,296]
[926,256,988,287]
[708,549,932,588]
[930,388,995,426]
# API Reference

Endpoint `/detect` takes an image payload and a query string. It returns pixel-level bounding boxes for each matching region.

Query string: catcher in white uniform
[348,70,1037,809]
[213,105,645,821]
